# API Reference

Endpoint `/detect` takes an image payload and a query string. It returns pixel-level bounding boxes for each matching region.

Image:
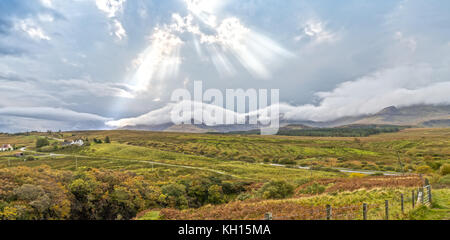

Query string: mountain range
[118,105,450,133]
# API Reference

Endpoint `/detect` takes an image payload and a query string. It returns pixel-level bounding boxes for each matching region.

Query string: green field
[0,128,448,220]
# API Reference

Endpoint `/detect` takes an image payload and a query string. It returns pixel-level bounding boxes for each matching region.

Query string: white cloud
[0,75,136,107]
[283,65,450,121]
[0,107,110,132]
[15,19,51,41]
[95,0,127,40]
[296,19,337,44]
[106,100,251,127]
[0,107,110,122]
[394,31,417,52]
[95,0,126,18]
[183,0,225,27]
[38,14,55,23]
[111,19,127,40]
[40,0,53,8]
[54,79,136,99]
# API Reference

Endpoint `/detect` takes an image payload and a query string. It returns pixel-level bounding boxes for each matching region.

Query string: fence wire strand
[266,185,431,220]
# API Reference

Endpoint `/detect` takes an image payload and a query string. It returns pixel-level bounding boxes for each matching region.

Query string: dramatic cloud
[127,2,292,98]
[108,65,450,127]
[1,0,450,132]
[282,66,450,121]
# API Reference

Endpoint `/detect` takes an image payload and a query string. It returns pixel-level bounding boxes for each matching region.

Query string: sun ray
[126,0,292,97]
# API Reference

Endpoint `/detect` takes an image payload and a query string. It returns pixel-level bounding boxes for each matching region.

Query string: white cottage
[0,144,13,152]
[71,139,84,146]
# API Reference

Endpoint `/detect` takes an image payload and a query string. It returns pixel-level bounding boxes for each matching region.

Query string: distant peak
[377,106,400,115]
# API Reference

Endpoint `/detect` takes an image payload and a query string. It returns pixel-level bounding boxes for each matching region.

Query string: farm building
[0,144,13,152]
[62,139,84,147]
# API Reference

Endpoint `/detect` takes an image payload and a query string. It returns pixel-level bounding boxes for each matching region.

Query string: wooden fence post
[401,194,404,214]
[420,187,424,205]
[428,186,432,204]
[264,212,272,220]
[326,205,332,220]
[412,190,415,209]
[385,200,389,220]
[363,203,367,220]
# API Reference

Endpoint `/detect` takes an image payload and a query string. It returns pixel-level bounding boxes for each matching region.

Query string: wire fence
[264,184,432,220]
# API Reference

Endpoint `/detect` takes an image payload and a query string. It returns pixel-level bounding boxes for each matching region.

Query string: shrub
[371,173,384,176]
[36,138,50,148]
[300,183,326,195]
[426,162,442,171]
[38,146,54,152]
[439,175,450,185]
[384,166,395,171]
[349,173,365,178]
[258,181,294,199]
[237,156,256,163]
[279,158,296,165]
[207,185,224,204]
[440,164,450,176]
[416,165,433,174]
[236,193,252,201]
[310,166,340,173]
[161,184,188,209]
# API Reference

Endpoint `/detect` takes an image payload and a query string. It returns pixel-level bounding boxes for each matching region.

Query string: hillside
[354,105,450,126]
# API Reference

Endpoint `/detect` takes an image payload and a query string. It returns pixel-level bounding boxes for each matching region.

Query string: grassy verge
[407,189,450,220]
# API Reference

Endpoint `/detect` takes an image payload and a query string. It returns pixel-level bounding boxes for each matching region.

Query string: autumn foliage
[295,175,423,196]
[0,166,161,220]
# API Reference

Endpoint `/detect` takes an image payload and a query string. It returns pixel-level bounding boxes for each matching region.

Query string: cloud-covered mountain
[111,104,450,133]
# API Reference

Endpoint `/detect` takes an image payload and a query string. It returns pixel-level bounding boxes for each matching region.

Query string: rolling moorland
[0,127,449,220]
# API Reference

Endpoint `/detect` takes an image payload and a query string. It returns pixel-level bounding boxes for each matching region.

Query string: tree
[36,138,50,148]
[105,136,111,144]
[161,184,188,209]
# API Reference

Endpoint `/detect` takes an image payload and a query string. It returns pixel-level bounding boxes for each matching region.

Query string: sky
[0,0,450,132]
